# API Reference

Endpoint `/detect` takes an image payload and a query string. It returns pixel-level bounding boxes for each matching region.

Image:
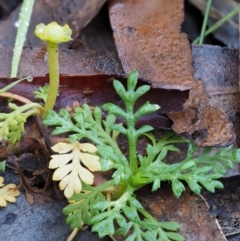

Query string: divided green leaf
[42,70,240,240]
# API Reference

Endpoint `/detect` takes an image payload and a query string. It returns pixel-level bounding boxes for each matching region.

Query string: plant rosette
[42,70,240,241]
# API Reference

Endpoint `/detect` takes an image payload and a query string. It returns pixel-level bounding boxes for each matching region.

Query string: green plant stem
[193,6,239,44]
[44,41,59,111]
[199,0,213,44]
[9,102,45,117]
[126,104,138,175]
[12,102,43,114]
[137,207,156,222]
[98,179,116,192]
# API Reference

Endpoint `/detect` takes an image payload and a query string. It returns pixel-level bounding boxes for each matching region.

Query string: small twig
[66,228,80,241]
[33,115,53,154]
[208,89,239,96]
[225,230,240,237]
[0,91,32,104]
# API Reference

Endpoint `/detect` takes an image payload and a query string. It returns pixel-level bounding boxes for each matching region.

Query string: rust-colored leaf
[109,0,193,90]
[169,80,235,146]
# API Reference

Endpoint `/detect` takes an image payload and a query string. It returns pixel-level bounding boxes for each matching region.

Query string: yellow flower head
[34,22,72,43]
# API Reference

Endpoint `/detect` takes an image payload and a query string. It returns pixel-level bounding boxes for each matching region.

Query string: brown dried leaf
[192,46,239,95]
[25,186,51,205]
[25,190,34,205]
[169,45,238,147]
[109,0,194,90]
[9,156,51,205]
[0,46,123,76]
[169,80,235,146]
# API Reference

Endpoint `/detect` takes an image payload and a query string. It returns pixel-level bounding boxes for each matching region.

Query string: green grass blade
[10,0,35,78]
[193,6,239,44]
[198,0,213,44]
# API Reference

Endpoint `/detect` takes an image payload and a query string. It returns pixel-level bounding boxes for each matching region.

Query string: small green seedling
[43,70,240,241]
[35,22,72,111]
[0,76,44,144]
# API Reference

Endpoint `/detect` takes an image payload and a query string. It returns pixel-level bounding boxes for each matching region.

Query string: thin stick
[66,228,79,241]
[0,92,32,104]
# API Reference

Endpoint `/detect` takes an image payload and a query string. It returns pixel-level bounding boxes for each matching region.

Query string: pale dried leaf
[77,142,98,153]
[49,153,73,168]
[0,177,20,207]
[53,163,73,181]
[49,141,101,198]
[51,142,75,153]
[0,176,4,187]
[78,165,94,184]
[76,152,101,171]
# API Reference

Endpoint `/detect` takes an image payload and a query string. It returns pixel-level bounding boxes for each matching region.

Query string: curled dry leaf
[0,176,20,207]
[169,75,235,147]
[50,141,101,198]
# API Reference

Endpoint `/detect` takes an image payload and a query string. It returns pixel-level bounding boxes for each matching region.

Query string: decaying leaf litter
[2,1,238,240]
